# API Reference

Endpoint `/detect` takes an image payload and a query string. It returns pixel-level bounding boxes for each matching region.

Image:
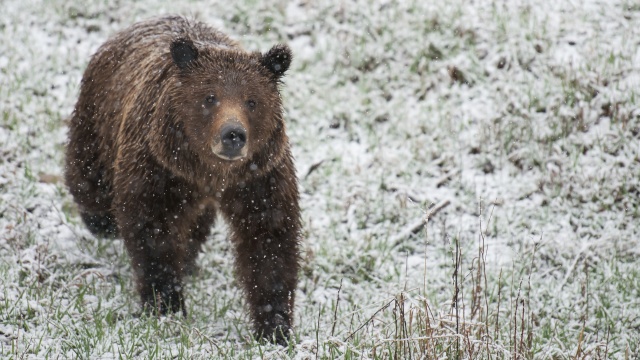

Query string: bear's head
[167,38,292,166]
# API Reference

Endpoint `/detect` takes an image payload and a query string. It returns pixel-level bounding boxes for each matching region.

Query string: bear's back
[91,16,238,70]
[82,16,238,95]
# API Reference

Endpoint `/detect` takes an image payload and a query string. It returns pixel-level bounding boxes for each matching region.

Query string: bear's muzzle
[213,122,248,160]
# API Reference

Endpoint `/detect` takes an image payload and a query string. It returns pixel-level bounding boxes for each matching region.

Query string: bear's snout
[214,122,248,160]
[221,124,246,150]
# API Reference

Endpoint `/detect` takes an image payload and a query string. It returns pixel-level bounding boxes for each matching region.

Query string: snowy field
[1,0,639,358]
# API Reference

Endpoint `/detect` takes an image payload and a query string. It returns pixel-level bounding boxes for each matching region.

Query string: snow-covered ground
[1,0,639,358]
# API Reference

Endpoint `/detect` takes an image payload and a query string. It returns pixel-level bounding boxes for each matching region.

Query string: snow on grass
[1,0,639,358]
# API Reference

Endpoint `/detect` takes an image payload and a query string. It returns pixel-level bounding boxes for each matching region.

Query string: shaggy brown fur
[65,16,300,345]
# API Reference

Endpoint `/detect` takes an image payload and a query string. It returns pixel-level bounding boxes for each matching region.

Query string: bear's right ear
[171,38,198,70]
[261,44,292,80]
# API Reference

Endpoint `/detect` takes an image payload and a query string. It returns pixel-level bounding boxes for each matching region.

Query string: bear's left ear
[171,38,199,70]
[261,44,292,80]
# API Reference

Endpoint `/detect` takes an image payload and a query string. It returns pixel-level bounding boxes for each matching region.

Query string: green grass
[1,0,640,358]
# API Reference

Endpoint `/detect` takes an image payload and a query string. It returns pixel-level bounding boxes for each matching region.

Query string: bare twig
[191,327,220,352]
[495,268,503,340]
[453,236,461,359]
[167,319,219,352]
[392,218,426,246]
[520,298,526,359]
[512,278,523,359]
[377,334,465,342]
[331,279,343,337]
[304,159,325,179]
[575,327,585,359]
[425,199,451,223]
[316,304,321,360]
[344,298,395,342]
[393,199,450,246]
[436,169,461,187]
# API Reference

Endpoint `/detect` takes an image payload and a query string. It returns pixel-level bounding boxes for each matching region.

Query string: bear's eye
[247,100,256,109]
[205,94,216,104]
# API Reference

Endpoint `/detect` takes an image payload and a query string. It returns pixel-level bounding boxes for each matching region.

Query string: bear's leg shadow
[221,169,301,345]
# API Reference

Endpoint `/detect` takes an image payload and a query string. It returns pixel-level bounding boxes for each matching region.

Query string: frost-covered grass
[1,0,639,358]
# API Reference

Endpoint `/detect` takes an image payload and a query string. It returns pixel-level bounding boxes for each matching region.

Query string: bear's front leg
[220,166,301,345]
[113,170,194,316]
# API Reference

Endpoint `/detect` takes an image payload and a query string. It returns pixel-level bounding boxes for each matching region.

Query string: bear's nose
[220,123,247,154]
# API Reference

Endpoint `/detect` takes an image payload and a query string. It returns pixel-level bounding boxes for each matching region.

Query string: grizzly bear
[64,15,301,345]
